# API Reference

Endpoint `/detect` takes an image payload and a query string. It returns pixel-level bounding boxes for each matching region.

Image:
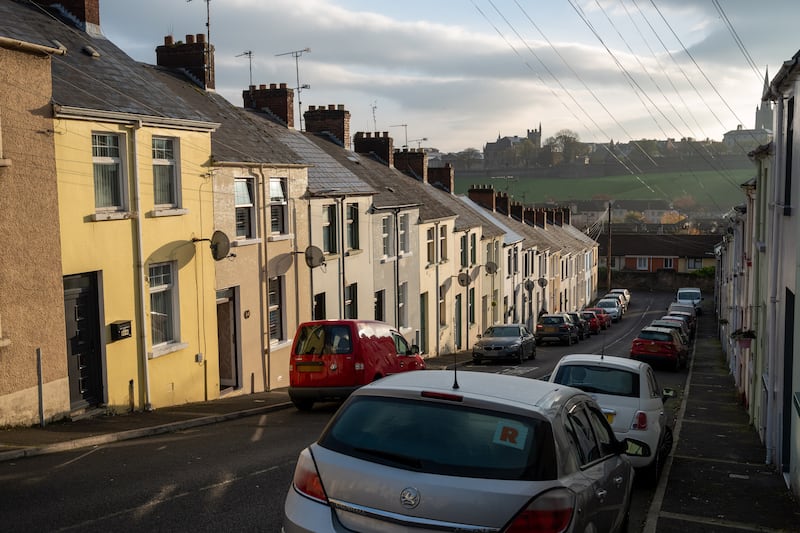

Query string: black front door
[64,274,103,409]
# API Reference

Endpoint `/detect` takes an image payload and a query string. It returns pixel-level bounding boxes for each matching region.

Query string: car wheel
[292,398,314,411]
[472,357,482,365]
[641,447,661,487]
[517,350,524,364]
[531,347,536,360]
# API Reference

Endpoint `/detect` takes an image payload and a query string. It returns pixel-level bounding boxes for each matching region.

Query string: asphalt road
[0,290,683,532]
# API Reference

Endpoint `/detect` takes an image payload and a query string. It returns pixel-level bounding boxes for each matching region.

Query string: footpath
[1,315,799,531]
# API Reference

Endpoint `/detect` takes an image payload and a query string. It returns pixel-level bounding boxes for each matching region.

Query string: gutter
[0,37,66,56]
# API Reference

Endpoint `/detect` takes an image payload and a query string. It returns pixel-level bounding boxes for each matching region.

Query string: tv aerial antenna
[186,0,211,46]
[370,101,378,131]
[237,50,253,86]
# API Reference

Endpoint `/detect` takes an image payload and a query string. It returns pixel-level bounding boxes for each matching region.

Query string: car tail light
[536,324,544,331]
[631,410,648,430]
[505,488,575,533]
[292,448,328,504]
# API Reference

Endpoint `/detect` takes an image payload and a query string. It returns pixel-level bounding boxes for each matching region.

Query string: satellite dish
[485,261,498,275]
[210,231,231,261]
[537,277,548,288]
[457,272,471,287]
[524,279,535,291]
[304,245,325,268]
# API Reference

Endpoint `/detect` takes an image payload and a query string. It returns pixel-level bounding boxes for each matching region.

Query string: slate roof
[1,1,209,123]
[596,233,723,257]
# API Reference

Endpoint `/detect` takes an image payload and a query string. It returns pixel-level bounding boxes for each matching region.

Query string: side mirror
[409,344,420,355]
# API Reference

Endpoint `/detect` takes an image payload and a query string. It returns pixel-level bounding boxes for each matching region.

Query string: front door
[217,288,240,391]
[64,274,103,409]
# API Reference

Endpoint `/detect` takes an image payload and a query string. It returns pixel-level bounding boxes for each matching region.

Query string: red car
[630,326,688,371]
[585,307,612,330]
[288,320,425,410]
[580,310,601,334]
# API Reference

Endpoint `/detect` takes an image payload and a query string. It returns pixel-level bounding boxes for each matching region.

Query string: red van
[288,319,425,410]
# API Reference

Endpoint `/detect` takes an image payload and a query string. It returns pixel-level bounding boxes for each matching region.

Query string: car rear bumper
[288,386,360,403]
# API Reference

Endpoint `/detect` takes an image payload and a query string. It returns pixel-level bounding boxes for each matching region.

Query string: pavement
[1,316,799,531]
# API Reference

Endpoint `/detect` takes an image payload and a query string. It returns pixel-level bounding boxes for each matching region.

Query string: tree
[455,148,482,170]
[544,129,584,164]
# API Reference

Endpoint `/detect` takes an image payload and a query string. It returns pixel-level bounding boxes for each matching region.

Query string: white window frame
[269,178,288,236]
[398,281,408,328]
[346,202,359,250]
[460,233,468,268]
[152,136,181,210]
[234,178,257,240]
[323,204,338,254]
[687,258,703,270]
[439,225,448,261]
[399,213,409,254]
[439,284,447,326]
[636,257,649,270]
[149,261,179,349]
[426,227,435,264]
[268,276,284,342]
[92,132,127,213]
[381,215,394,257]
[664,257,674,269]
[344,283,358,319]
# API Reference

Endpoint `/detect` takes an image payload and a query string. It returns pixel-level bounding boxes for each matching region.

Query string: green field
[454,169,752,211]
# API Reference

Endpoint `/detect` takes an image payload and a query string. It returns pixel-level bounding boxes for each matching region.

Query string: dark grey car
[472,324,536,364]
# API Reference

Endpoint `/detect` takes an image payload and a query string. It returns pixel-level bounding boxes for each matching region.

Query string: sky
[100,0,800,154]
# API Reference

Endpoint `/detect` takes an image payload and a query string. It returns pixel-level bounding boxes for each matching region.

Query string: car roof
[557,353,647,372]
[357,370,582,411]
[641,326,676,334]
[597,298,619,304]
[651,320,683,328]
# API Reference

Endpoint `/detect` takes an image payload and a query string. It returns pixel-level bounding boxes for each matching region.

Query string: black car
[535,313,580,345]
[566,312,590,340]
[472,324,536,365]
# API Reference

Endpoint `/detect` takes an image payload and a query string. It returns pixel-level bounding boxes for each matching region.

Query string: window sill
[91,211,135,221]
[150,208,188,218]
[270,339,292,351]
[345,248,363,257]
[398,251,413,259]
[0,158,11,167]
[231,238,262,247]
[149,342,188,359]
[380,256,397,264]
[267,233,293,242]
[0,337,10,348]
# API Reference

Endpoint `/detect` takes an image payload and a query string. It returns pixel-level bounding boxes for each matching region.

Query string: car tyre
[517,350,524,365]
[292,398,314,411]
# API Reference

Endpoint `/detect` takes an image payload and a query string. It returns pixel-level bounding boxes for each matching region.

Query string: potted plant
[731,328,756,349]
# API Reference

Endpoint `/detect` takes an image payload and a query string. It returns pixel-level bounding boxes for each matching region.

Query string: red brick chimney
[394,148,428,182]
[156,34,215,90]
[534,210,548,229]
[561,207,572,226]
[353,132,394,167]
[304,105,351,150]
[510,202,523,220]
[50,0,100,30]
[496,192,510,216]
[468,185,496,212]
[428,164,454,192]
[522,207,536,226]
[242,83,294,127]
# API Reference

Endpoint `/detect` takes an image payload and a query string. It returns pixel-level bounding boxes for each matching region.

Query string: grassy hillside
[454,169,751,212]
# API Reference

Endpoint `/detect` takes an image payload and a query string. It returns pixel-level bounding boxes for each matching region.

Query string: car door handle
[596,489,607,501]
[614,475,624,486]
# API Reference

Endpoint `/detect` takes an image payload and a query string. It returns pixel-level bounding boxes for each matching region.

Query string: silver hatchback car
[284,370,649,532]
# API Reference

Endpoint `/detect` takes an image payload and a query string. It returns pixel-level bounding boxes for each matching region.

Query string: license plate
[648,345,660,352]
[544,326,557,333]
[296,362,323,372]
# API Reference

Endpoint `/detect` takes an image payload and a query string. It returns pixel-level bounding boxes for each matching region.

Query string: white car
[676,287,703,315]
[549,354,674,485]
[284,370,650,532]
[609,288,631,306]
[595,298,622,321]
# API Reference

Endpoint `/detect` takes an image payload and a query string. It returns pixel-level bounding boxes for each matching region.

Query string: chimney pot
[328,104,335,110]
[164,35,174,46]
[279,82,287,89]
[186,34,195,44]
[270,83,277,89]
[196,33,205,43]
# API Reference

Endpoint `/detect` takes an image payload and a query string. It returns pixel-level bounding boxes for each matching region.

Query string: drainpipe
[257,166,269,391]
[339,197,346,318]
[394,209,401,329]
[434,220,441,356]
[765,96,784,465]
[129,122,152,411]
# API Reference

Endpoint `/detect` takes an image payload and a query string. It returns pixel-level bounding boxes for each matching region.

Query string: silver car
[283,370,649,532]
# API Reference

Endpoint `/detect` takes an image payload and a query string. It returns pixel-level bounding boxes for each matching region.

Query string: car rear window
[638,330,672,342]
[540,316,564,325]
[319,396,557,481]
[553,365,639,398]
[294,324,352,355]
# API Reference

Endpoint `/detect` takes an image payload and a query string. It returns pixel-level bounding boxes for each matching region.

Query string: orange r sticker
[493,420,528,450]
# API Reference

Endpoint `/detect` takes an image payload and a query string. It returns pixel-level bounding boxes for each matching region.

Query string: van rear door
[291,323,359,387]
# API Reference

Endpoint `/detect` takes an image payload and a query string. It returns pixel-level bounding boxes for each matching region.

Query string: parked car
[536,313,580,345]
[585,307,612,329]
[549,354,675,485]
[581,310,601,334]
[665,309,696,335]
[288,319,424,410]
[609,288,631,307]
[676,287,703,315]
[650,318,691,348]
[630,326,688,371]
[284,370,650,533]
[602,293,627,314]
[595,298,622,322]
[472,324,536,365]
[566,311,590,339]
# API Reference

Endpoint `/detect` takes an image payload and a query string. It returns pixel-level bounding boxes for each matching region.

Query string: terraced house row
[716,48,800,501]
[0,0,598,427]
